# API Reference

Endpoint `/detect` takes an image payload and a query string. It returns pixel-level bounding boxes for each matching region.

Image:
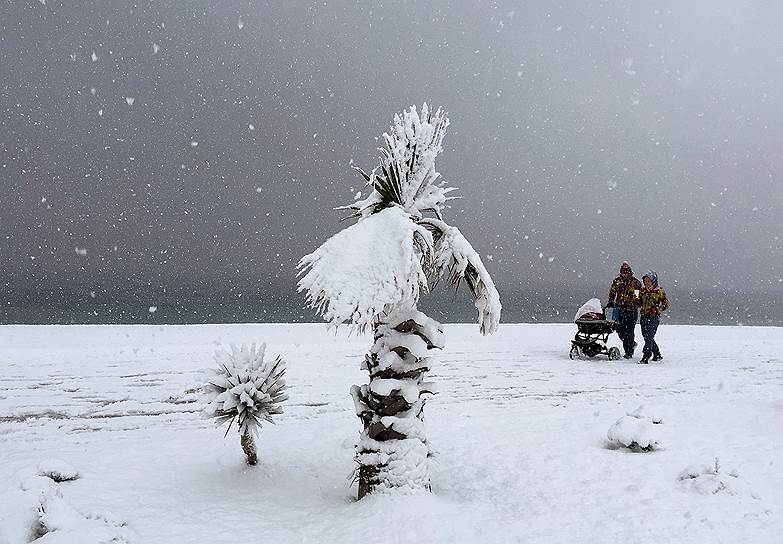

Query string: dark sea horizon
[2,283,781,327]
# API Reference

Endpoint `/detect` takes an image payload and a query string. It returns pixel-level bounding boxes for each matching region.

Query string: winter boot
[624,341,637,359]
[639,354,650,364]
[652,353,663,361]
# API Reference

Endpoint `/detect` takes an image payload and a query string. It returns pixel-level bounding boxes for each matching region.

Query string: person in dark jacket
[607,261,642,358]
[638,270,669,364]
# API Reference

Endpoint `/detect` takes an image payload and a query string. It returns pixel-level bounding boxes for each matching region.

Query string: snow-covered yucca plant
[203,343,288,465]
[299,104,501,498]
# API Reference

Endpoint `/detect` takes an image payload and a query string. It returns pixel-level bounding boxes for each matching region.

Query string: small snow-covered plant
[678,457,744,496]
[606,413,661,452]
[203,343,288,465]
[606,404,663,452]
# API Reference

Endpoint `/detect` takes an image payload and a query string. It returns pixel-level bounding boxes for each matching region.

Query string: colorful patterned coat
[607,276,642,310]
[639,287,669,317]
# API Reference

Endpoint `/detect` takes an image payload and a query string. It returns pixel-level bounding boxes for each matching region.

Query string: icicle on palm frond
[298,206,433,333]
[343,104,453,220]
[420,218,502,335]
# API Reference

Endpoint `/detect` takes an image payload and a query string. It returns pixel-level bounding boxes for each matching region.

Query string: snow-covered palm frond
[298,206,433,332]
[420,218,502,335]
[346,104,455,219]
[203,343,288,436]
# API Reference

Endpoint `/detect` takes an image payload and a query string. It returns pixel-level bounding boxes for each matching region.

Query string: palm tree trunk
[351,307,444,499]
[241,429,257,465]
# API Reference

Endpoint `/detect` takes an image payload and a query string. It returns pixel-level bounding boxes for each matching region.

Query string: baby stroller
[570,299,621,360]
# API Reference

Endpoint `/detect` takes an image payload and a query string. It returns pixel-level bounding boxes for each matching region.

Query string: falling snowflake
[149,306,158,313]
[190,141,198,147]
[75,247,88,256]
[125,97,135,106]
[91,51,98,62]
[248,123,255,131]
[623,57,636,75]
[152,43,160,54]
[237,17,244,29]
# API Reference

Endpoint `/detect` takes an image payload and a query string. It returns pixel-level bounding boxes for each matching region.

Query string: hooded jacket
[639,271,669,317]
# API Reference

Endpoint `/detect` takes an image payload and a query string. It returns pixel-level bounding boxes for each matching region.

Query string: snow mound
[1,467,133,544]
[0,484,42,544]
[37,459,80,483]
[606,415,661,451]
[33,490,133,543]
[678,458,759,498]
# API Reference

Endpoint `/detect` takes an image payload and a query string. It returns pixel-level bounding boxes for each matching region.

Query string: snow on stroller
[570,298,622,360]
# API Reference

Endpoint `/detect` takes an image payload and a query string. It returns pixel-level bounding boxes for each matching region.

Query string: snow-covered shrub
[37,458,80,483]
[203,343,288,465]
[2,465,133,544]
[678,458,746,496]
[606,407,663,452]
[33,490,133,543]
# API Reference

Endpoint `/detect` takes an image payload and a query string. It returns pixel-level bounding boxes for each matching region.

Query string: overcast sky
[2,0,782,316]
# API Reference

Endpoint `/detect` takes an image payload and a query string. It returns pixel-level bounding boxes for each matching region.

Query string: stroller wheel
[569,346,580,360]
[608,347,621,360]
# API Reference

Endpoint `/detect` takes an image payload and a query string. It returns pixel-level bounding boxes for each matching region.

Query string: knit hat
[620,261,632,274]
[642,270,658,287]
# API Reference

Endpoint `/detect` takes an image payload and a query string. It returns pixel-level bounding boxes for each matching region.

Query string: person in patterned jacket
[607,261,642,358]
[638,270,669,364]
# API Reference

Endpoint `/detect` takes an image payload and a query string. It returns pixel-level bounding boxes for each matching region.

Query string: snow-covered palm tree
[298,104,501,498]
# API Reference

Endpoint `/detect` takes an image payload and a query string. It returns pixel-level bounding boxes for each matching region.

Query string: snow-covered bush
[606,406,663,452]
[37,458,80,483]
[33,489,133,544]
[678,458,752,496]
[203,343,288,465]
[1,463,133,544]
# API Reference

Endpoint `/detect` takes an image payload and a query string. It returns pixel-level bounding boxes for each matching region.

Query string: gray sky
[2,1,783,320]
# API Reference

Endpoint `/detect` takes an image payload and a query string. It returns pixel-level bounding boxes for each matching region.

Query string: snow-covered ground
[1,323,781,543]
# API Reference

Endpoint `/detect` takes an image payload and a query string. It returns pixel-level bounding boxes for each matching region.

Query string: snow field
[0,323,781,543]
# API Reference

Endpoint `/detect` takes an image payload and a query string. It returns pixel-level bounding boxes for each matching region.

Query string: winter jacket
[640,286,669,317]
[607,276,642,310]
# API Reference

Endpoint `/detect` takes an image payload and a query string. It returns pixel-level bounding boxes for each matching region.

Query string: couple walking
[606,261,669,364]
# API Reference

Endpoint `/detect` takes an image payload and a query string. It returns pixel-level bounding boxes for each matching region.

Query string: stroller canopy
[574,298,603,322]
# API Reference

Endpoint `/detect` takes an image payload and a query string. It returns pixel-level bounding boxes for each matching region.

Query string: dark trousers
[616,308,638,354]
[640,315,661,357]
